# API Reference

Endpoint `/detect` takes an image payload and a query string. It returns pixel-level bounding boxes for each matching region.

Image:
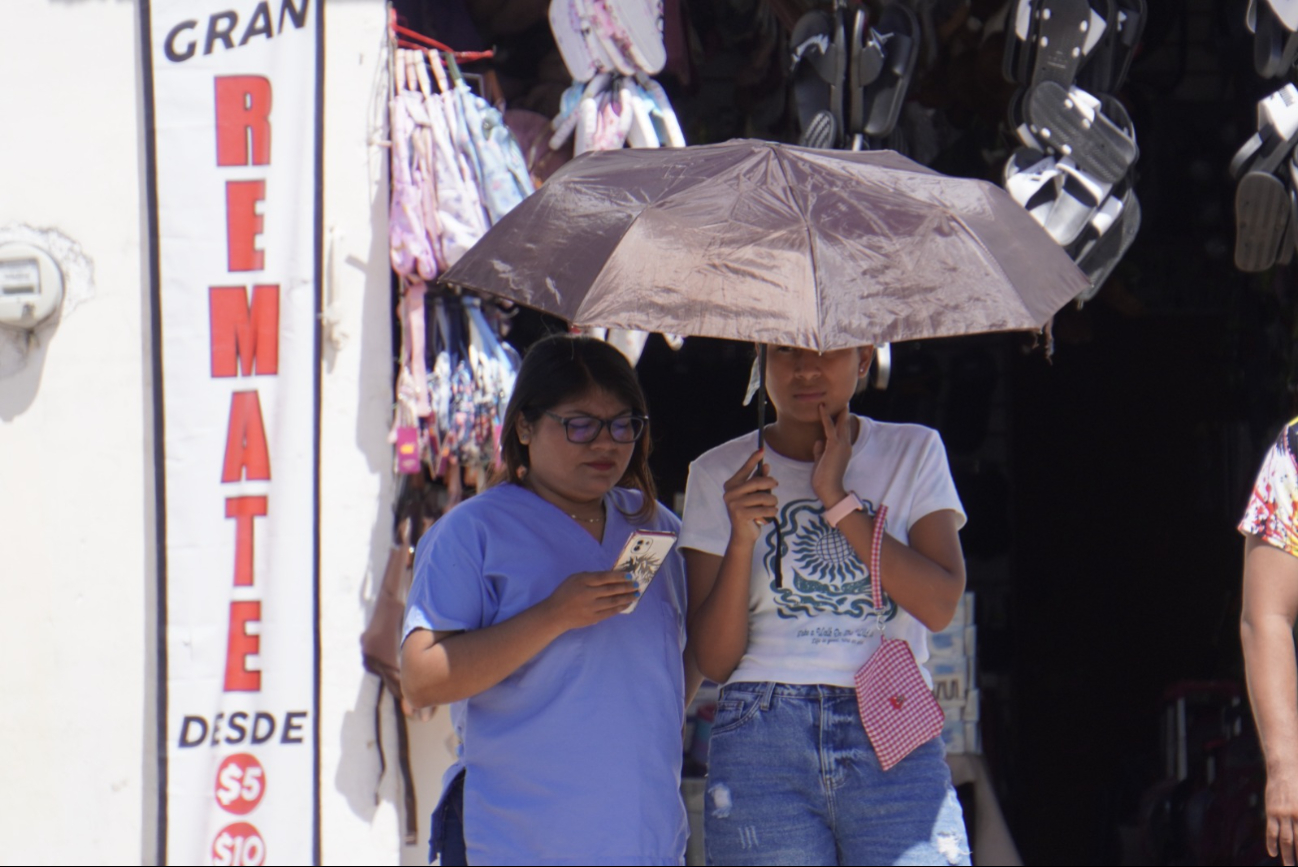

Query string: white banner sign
[142,2,322,863]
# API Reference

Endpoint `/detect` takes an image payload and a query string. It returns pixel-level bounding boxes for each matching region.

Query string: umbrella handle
[756,343,767,456]
[755,344,784,587]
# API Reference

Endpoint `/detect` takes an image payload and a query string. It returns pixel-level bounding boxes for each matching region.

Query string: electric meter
[0,242,64,330]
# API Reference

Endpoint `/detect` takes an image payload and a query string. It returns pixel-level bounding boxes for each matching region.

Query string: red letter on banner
[226,181,266,272]
[215,76,272,167]
[225,495,268,587]
[222,392,271,483]
[210,285,279,377]
[224,600,262,692]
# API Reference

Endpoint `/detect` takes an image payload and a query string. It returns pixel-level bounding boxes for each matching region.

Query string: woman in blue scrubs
[401,334,692,866]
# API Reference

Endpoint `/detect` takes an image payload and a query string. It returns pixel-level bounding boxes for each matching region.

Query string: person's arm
[1241,533,1298,866]
[401,570,638,706]
[685,548,752,683]
[832,509,965,632]
[813,406,965,631]
[683,642,705,707]
[684,449,778,683]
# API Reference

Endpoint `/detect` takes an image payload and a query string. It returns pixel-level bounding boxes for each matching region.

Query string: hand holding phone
[612,530,677,614]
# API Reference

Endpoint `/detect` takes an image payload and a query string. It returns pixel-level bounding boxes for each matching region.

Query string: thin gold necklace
[523,477,604,523]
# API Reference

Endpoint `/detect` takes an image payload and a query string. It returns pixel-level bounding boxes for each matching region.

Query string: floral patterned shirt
[1240,419,1298,557]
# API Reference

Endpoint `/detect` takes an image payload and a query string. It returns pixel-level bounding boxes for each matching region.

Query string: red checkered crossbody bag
[853,505,945,771]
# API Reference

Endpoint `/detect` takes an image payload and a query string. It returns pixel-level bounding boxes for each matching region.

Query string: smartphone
[611,530,678,614]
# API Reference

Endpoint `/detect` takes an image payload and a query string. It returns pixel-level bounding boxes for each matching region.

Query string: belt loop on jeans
[759,681,776,711]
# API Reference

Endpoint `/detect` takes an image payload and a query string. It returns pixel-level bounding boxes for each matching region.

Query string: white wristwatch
[824,492,864,528]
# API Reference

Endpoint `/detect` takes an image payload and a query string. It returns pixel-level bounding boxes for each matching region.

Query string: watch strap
[824,491,864,528]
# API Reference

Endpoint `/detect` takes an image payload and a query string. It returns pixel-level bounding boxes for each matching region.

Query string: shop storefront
[4,1,1297,865]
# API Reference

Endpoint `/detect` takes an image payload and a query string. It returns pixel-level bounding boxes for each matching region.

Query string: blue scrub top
[403,483,689,866]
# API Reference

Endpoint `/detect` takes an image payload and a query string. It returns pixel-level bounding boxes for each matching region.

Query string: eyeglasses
[542,410,648,444]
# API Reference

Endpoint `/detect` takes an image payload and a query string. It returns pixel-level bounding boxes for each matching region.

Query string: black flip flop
[1230,85,1298,179]
[1278,187,1296,266]
[1234,124,1298,272]
[1257,1,1289,78]
[848,5,885,137]
[800,109,839,149]
[790,10,847,149]
[1076,190,1141,301]
[1286,184,1298,266]
[1003,0,1038,84]
[1108,0,1146,90]
[1231,128,1273,180]
[1027,80,1138,184]
[1076,0,1118,93]
[1007,86,1045,149]
[1027,0,1099,88]
[863,1,920,138]
[1236,174,1291,272]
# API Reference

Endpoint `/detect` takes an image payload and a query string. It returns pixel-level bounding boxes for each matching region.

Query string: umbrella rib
[573,203,661,327]
[573,150,757,326]
[946,188,1040,324]
[772,148,821,352]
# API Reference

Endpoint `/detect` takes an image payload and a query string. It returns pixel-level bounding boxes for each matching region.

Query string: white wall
[318,4,459,864]
[0,1,454,862]
[0,1,156,862]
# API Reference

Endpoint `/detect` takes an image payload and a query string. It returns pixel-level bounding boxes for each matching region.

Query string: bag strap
[393,691,418,845]
[869,505,889,635]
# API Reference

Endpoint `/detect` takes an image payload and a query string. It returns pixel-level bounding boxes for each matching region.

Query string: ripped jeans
[704,683,971,867]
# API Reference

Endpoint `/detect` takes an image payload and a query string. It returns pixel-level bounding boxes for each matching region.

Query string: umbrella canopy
[440,139,1089,350]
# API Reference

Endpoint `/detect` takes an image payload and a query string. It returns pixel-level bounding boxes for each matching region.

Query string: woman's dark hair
[495,333,657,521]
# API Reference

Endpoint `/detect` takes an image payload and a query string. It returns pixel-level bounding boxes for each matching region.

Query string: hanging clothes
[387,44,530,484]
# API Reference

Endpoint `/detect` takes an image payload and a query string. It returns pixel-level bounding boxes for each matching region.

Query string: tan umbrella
[441,139,1087,582]
[440,138,1089,351]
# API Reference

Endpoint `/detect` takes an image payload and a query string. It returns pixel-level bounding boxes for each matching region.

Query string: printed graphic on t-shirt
[1241,420,1298,558]
[762,497,899,624]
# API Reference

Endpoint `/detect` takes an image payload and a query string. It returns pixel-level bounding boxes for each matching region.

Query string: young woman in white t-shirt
[678,344,972,866]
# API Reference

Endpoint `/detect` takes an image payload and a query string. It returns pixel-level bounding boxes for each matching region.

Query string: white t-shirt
[678,416,966,688]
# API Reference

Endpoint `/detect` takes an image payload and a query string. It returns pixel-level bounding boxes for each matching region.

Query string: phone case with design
[612,530,677,613]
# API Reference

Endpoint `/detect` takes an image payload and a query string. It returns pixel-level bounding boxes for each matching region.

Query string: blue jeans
[430,769,467,865]
[704,683,971,867]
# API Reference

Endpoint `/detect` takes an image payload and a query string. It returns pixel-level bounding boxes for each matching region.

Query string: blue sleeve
[402,513,494,641]
[652,503,689,648]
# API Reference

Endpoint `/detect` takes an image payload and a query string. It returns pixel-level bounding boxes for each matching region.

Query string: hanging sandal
[637,72,687,146]
[1026,81,1138,184]
[1270,0,1298,31]
[1003,147,1063,228]
[1252,0,1298,79]
[550,0,599,81]
[1044,157,1109,245]
[607,0,667,75]
[1073,182,1141,301]
[1009,86,1047,150]
[847,5,886,137]
[1235,159,1296,273]
[1230,84,1298,180]
[863,1,920,139]
[1026,0,1107,89]
[587,0,639,77]
[1235,89,1298,271]
[1003,0,1039,84]
[1075,0,1118,92]
[790,9,847,149]
[1106,0,1146,91]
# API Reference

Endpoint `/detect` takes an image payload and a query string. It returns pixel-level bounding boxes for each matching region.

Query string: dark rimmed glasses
[543,410,648,444]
